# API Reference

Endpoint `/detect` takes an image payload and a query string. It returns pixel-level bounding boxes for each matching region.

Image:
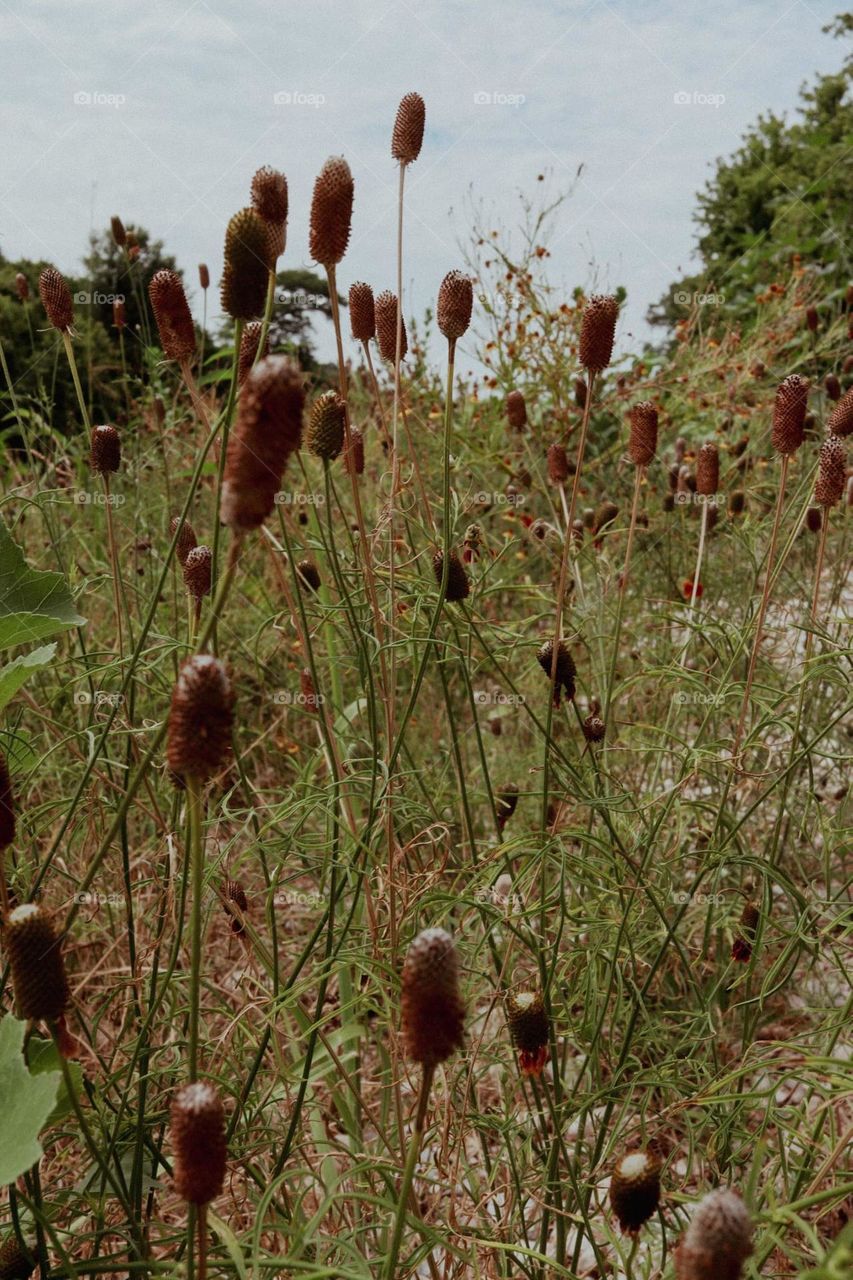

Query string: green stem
[383,1065,434,1280]
[186,773,204,1081]
[62,330,92,433]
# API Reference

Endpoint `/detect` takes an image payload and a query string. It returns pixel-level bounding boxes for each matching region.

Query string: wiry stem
[102,475,124,662]
[603,462,643,729]
[186,772,204,1082]
[383,1064,434,1280]
[62,330,91,433]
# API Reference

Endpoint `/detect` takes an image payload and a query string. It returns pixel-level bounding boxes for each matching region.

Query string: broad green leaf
[0,522,85,652]
[0,1017,62,1183]
[0,644,56,715]
[27,1035,83,1126]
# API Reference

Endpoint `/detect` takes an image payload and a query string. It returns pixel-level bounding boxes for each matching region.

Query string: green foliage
[0,1017,63,1184]
[0,519,84,650]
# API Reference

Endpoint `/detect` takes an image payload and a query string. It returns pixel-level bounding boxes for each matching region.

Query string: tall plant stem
[102,476,124,661]
[732,453,790,763]
[61,331,91,433]
[383,1065,434,1280]
[681,497,711,664]
[186,772,204,1081]
[361,340,393,450]
[199,285,208,371]
[210,318,244,643]
[256,269,277,361]
[603,463,643,729]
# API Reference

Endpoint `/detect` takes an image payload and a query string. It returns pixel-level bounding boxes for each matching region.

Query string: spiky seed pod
[574,377,587,409]
[221,356,304,530]
[537,639,576,707]
[547,443,569,483]
[113,298,126,329]
[223,878,248,936]
[0,1238,36,1280]
[4,903,70,1023]
[391,92,426,164]
[166,656,234,781]
[696,443,720,496]
[583,713,606,743]
[628,401,658,466]
[506,389,527,430]
[804,506,822,534]
[805,305,819,332]
[507,990,549,1075]
[433,549,470,602]
[0,751,14,849]
[579,293,619,372]
[609,1149,662,1233]
[183,545,212,601]
[731,900,760,963]
[771,374,809,455]
[110,215,126,247]
[14,273,29,302]
[345,428,365,476]
[38,267,73,332]
[198,263,210,290]
[594,500,619,534]
[729,490,745,516]
[825,373,841,401]
[149,269,195,361]
[170,516,197,566]
[221,208,271,320]
[90,425,121,475]
[401,927,465,1067]
[349,281,375,341]
[495,783,519,830]
[814,435,846,507]
[251,166,288,261]
[674,1188,753,1280]
[437,270,473,346]
[375,290,406,362]
[827,386,853,438]
[237,320,269,386]
[170,1082,227,1206]
[296,559,321,593]
[306,390,346,461]
[309,156,354,268]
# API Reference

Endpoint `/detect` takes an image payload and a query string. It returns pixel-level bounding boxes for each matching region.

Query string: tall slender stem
[186,772,204,1081]
[102,475,124,662]
[603,463,643,729]
[210,320,243,651]
[383,1065,434,1280]
[62,330,91,433]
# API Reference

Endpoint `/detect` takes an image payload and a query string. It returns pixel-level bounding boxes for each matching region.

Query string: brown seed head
[222,356,304,530]
[149,269,195,361]
[306,390,346,461]
[392,92,426,164]
[0,751,15,849]
[0,1238,36,1280]
[198,263,210,290]
[594,500,619,534]
[506,990,549,1070]
[728,490,745,516]
[221,208,272,320]
[90,424,121,475]
[537,639,576,707]
[223,878,248,935]
[237,320,269,386]
[827,386,853,438]
[183,545,212,601]
[349,281,375,341]
[345,427,365,476]
[805,305,819,332]
[166,656,234,781]
[14,273,29,302]
[251,166,288,260]
[547,443,569,484]
[433,548,470,601]
[4,903,70,1023]
[437,269,473,345]
[506,389,527,430]
[170,1082,227,1205]
[609,1149,662,1234]
[814,435,846,507]
[38,267,73,332]
[495,783,519,829]
[628,401,658,467]
[309,156,354,268]
[401,927,465,1066]
[170,516,198,566]
[583,713,606,743]
[674,1188,753,1280]
[375,290,406,362]
[825,373,841,401]
[579,294,619,372]
[110,215,127,247]
[296,559,321,593]
[771,374,809,455]
[696,442,720,496]
[113,298,126,329]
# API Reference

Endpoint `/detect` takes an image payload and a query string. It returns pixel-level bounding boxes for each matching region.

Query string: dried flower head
[149,269,196,361]
[814,435,846,507]
[771,374,809,455]
[674,1188,753,1280]
[198,263,210,290]
[4,903,70,1023]
[38,267,74,332]
[251,166,288,260]
[170,1081,227,1206]
[375,290,406,362]
[391,92,426,164]
[583,712,606,743]
[237,320,269,386]
[221,208,271,320]
[507,990,549,1076]
[506,389,527,430]
[113,298,126,329]
[827,386,853,438]
[349,281,375,341]
[696,442,720,496]
[345,428,365,477]
[90,424,121,475]
[594,500,619,534]
[306,390,346,461]
[495,782,519,831]
[579,294,619,372]
[628,401,658,467]
[170,516,198,567]
[609,1149,662,1233]
[223,878,248,936]
[433,548,470,602]
[221,356,304,530]
[437,270,473,347]
[547,443,570,484]
[14,273,29,302]
[0,1238,35,1280]
[296,559,321,593]
[537,639,576,707]
[731,900,760,964]
[309,156,354,267]
[825,373,841,401]
[166,656,234,781]
[728,490,745,516]
[401,927,465,1066]
[183,545,212,601]
[110,215,127,247]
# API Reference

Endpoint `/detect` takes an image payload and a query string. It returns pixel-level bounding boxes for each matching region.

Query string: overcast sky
[0,0,845,372]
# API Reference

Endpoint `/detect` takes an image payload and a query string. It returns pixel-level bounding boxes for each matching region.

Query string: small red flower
[683,578,703,599]
[518,1044,549,1076]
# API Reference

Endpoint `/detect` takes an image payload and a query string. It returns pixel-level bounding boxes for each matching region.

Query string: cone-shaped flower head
[90,424,121,475]
[391,92,426,164]
[579,294,618,372]
[349,281,375,341]
[166,656,234,781]
[170,1081,227,1206]
[309,156,354,268]
[628,401,658,466]
[609,1149,662,1233]
[306,390,346,461]
[149,269,196,361]
[4,903,70,1023]
[221,356,304,530]
[771,374,809,455]
[401,927,465,1066]
[675,1188,753,1280]
[38,267,73,332]
[221,208,271,320]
